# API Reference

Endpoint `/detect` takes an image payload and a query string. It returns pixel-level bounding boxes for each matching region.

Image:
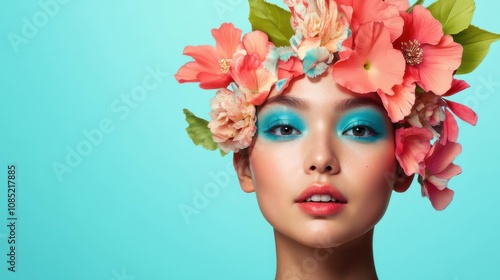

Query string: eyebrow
[261,94,385,112]
[335,97,385,112]
[262,95,308,110]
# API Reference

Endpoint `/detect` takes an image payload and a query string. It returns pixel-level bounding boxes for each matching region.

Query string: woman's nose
[303,129,340,175]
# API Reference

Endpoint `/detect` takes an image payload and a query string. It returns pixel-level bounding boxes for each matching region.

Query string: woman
[175,0,498,278]
[233,67,411,279]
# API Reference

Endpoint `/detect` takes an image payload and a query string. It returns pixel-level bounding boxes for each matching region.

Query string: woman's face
[236,70,400,248]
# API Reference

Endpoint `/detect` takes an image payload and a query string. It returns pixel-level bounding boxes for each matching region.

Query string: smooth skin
[234,68,413,280]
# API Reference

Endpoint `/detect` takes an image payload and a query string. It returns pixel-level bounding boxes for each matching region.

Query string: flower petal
[443,79,470,97]
[446,100,478,126]
[424,181,454,211]
[241,31,273,62]
[440,109,458,144]
[426,142,462,174]
[174,61,209,83]
[384,0,410,11]
[395,127,433,176]
[409,5,444,45]
[196,72,234,89]
[212,23,242,58]
[183,45,220,70]
[417,36,463,95]
[349,0,404,42]
[377,81,415,122]
[427,163,462,189]
[333,22,405,93]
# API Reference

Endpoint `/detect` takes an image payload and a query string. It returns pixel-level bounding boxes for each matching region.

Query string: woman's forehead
[262,73,383,113]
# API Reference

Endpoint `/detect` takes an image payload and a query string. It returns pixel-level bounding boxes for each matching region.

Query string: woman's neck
[274,229,377,280]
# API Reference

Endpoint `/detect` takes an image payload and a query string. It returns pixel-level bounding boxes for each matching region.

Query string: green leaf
[183,109,218,151]
[453,25,500,74]
[220,149,228,157]
[249,0,294,47]
[407,0,425,13]
[427,0,475,35]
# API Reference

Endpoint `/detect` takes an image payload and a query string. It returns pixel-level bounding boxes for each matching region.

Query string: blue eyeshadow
[336,108,389,143]
[257,108,306,141]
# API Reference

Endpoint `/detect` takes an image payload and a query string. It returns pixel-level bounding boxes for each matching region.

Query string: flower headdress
[175,0,499,210]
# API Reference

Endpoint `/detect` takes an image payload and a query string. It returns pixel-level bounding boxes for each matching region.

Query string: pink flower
[439,79,478,144]
[395,5,463,95]
[338,0,404,43]
[230,31,277,105]
[332,21,406,94]
[277,56,304,81]
[275,56,304,94]
[406,79,478,144]
[420,141,462,210]
[377,76,416,122]
[443,79,478,126]
[175,23,242,89]
[384,0,410,11]
[406,91,447,138]
[287,0,350,58]
[395,126,434,176]
[207,87,257,153]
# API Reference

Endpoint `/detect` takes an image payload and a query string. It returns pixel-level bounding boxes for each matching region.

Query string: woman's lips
[296,184,347,216]
[295,184,347,203]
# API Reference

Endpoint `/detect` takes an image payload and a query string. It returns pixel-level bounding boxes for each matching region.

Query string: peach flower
[287,0,350,59]
[207,87,257,153]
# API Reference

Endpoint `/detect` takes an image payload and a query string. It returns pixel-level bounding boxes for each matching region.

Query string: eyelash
[342,121,381,139]
[264,123,301,139]
[262,121,381,141]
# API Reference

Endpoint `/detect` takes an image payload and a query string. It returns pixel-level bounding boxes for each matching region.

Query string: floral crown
[175,0,499,210]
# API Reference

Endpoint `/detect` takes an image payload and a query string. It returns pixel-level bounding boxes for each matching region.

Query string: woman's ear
[233,150,255,193]
[393,169,415,193]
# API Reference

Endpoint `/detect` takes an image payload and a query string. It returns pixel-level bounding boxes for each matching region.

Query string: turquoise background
[0,0,499,279]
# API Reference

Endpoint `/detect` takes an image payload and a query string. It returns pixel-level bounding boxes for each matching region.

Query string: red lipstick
[295,184,347,216]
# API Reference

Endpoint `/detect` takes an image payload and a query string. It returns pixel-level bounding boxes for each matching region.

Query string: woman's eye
[269,125,301,136]
[343,125,374,137]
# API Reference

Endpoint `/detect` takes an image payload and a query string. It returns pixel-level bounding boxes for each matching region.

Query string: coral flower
[263,47,304,94]
[395,126,434,176]
[332,21,405,94]
[337,0,404,43]
[420,141,462,210]
[276,56,304,94]
[406,91,447,138]
[443,79,478,126]
[384,0,410,11]
[394,5,463,95]
[174,23,242,89]
[230,31,277,105]
[406,79,478,144]
[207,87,256,153]
[440,79,478,144]
[377,76,416,122]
